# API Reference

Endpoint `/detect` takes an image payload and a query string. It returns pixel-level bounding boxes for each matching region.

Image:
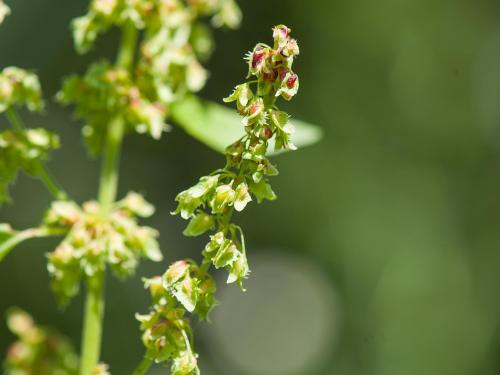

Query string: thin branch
[5,108,68,200]
[0,227,67,263]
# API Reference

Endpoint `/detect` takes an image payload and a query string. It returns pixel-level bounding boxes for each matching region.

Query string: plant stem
[97,21,137,212]
[0,226,66,263]
[79,271,105,375]
[5,108,67,200]
[131,357,153,375]
[97,115,125,213]
[79,21,138,375]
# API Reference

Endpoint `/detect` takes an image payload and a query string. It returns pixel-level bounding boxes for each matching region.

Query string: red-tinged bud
[261,126,273,139]
[249,101,263,115]
[273,25,290,50]
[153,101,166,114]
[273,25,289,40]
[286,73,298,89]
[248,45,270,75]
[251,49,266,69]
[165,260,190,286]
[278,67,288,82]
[262,70,276,82]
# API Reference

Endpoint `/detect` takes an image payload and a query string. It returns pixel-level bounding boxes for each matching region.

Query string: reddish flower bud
[261,126,273,139]
[248,45,270,75]
[286,73,298,89]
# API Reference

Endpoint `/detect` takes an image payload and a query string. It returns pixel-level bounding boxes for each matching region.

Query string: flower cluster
[73,0,240,55]
[58,61,167,155]
[44,192,162,304]
[0,67,44,113]
[225,24,300,150]
[136,26,300,373]
[0,128,60,204]
[0,67,58,204]
[171,25,300,290]
[4,308,79,375]
[172,173,251,290]
[61,0,241,156]
[136,270,210,374]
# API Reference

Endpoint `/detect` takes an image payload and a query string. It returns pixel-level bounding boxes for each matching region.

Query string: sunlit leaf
[171,95,323,155]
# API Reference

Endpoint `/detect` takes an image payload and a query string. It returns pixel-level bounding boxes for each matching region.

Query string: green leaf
[183,212,215,237]
[171,95,323,155]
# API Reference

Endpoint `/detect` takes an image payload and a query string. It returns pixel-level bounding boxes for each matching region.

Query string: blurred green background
[2,0,500,374]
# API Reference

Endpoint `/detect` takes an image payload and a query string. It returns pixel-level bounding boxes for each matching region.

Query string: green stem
[198,258,211,278]
[79,271,105,375]
[97,115,125,213]
[116,21,138,69]
[131,357,153,375]
[97,21,137,212]
[0,226,66,263]
[5,108,67,200]
[79,21,138,375]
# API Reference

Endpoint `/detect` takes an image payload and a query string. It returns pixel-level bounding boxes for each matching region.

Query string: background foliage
[1,0,500,374]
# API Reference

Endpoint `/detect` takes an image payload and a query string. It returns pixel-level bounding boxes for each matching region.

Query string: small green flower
[211,0,242,29]
[183,212,215,237]
[249,179,277,203]
[195,276,217,321]
[118,191,155,217]
[272,24,290,50]
[227,250,249,288]
[247,44,272,76]
[0,128,60,204]
[210,183,236,213]
[171,348,199,375]
[0,67,44,113]
[4,308,79,375]
[223,83,253,111]
[234,182,252,211]
[242,98,267,127]
[0,1,10,24]
[45,193,162,304]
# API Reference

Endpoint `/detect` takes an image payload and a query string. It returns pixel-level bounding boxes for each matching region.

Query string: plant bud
[183,212,215,237]
[164,260,190,286]
[92,0,117,16]
[211,184,236,213]
[234,182,252,212]
[227,251,250,289]
[120,191,155,217]
[248,45,270,75]
[143,276,166,302]
[242,98,265,126]
[171,349,198,375]
[273,24,290,49]
[212,240,238,268]
[282,38,300,57]
[260,126,273,139]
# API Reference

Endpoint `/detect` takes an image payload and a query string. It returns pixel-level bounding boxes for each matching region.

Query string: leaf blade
[171,95,323,155]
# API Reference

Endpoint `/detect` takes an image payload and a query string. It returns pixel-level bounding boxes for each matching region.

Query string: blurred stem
[79,21,138,375]
[131,357,153,375]
[79,271,105,375]
[97,115,125,212]
[5,108,67,200]
[97,21,137,212]
[0,226,66,263]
